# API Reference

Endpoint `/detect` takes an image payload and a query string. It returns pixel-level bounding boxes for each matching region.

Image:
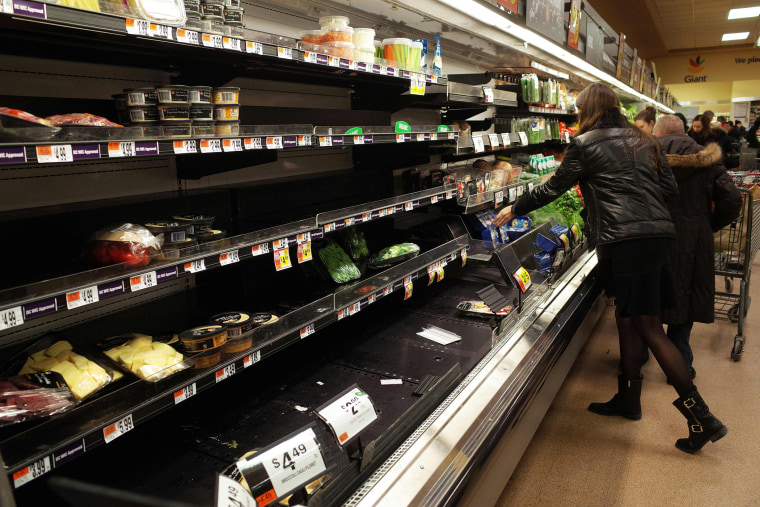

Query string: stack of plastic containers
[320,16,353,59]
[352,27,375,64]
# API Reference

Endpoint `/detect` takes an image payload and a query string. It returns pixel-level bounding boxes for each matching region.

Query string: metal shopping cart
[714,188,760,360]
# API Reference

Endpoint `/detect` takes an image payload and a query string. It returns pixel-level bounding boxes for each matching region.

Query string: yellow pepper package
[99,333,191,382]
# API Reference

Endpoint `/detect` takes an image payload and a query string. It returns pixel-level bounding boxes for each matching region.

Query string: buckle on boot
[691,424,703,433]
[684,398,696,409]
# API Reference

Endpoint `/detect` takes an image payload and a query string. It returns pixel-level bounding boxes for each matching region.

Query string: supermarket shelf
[452,132,569,158]
[527,106,576,115]
[312,125,458,148]
[447,81,518,107]
[460,182,527,215]
[0,185,459,339]
[0,236,469,489]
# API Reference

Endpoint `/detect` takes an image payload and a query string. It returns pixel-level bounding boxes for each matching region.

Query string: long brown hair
[575,83,624,135]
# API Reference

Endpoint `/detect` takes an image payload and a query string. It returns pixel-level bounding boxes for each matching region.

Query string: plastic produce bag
[341,228,369,261]
[368,243,420,268]
[45,113,122,127]
[89,223,162,267]
[317,240,361,284]
[0,372,76,427]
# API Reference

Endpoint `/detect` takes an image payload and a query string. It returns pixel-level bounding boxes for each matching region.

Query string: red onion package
[88,223,162,267]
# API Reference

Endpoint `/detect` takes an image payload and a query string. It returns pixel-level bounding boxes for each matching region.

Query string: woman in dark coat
[653,115,742,378]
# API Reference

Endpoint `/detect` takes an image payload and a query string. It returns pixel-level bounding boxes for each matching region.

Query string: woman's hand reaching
[493,205,515,227]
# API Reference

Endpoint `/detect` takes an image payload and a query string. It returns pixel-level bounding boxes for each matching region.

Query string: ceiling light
[722,32,750,41]
[728,6,760,19]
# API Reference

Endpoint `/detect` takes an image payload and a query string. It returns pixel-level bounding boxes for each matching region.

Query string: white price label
[243,350,261,368]
[184,260,206,273]
[148,23,172,39]
[396,134,405,143]
[252,243,270,256]
[368,294,376,304]
[202,33,223,49]
[36,144,73,163]
[518,132,529,146]
[317,388,377,446]
[277,46,293,59]
[296,232,311,244]
[258,428,327,497]
[488,133,500,149]
[103,414,134,443]
[274,248,292,271]
[272,238,289,250]
[404,202,414,212]
[482,86,494,103]
[431,195,438,204]
[244,137,263,150]
[222,37,241,51]
[446,190,456,199]
[417,133,425,142]
[383,284,394,296]
[0,306,24,331]
[318,136,332,147]
[215,364,235,383]
[200,139,222,153]
[129,271,157,292]
[473,136,485,153]
[125,18,148,36]
[300,323,315,339]
[528,182,535,192]
[176,28,199,44]
[173,383,196,405]
[501,133,511,147]
[564,131,571,143]
[430,133,438,141]
[219,251,240,266]
[245,41,263,54]
[328,56,340,67]
[65,286,99,310]
[173,140,197,154]
[222,138,243,152]
[353,135,365,145]
[495,191,504,205]
[266,136,284,150]
[298,135,311,146]
[108,141,135,158]
[217,475,256,507]
[516,185,525,197]
[509,187,517,202]
[12,457,51,488]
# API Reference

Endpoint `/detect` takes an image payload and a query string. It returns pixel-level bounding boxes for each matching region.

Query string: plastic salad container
[323,41,354,59]
[323,26,353,43]
[368,242,421,269]
[300,29,324,44]
[382,38,411,69]
[407,40,423,72]
[127,0,187,26]
[319,15,349,28]
[353,28,375,48]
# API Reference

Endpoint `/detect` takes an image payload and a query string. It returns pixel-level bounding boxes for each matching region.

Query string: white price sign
[148,23,172,39]
[509,187,517,202]
[353,135,365,145]
[222,138,243,152]
[300,323,315,339]
[272,238,289,250]
[217,475,256,507]
[258,428,327,498]
[202,33,223,49]
[518,132,529,146]
[12,457,51,488]
[215,364,235,383]
[184,260,206,273]
[176,28,199,45]
[404,202,414,212]
[495,191,504,205]
[108,141,135,158]
[219,251,239,266]
[482,86,494,103]
[173,140,197,154]
[266,136,284,150]
[245,41,263,55]
[395,134,406,143]
[488,133,500,149]
[0,306,24,331]
[472,135,485,153]
[222,37,241,51]
[200,139,222,153]
[243,350,261,368]
[317,387,377,446]
[129,271,157,292]
[125,18,148,36]
[297,232,311,244]
[103,414,134,444]
[318,136,332,147]
[251,243,270,256]
[528,182,535,192]
[244,137,263,150]
[501,133,511,148]
[173,383,196,405]
[431,195,438,204]
[36,144,72,163]
[65,285,99,310]
[277,46,293,59]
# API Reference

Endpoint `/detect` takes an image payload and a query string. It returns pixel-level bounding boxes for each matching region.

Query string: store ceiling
[587,0,760,58]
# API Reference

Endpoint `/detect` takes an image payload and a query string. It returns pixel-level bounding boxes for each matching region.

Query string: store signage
[10,0,46,19]
[253,428,327,498]
[526,0,564,44]
[216,475,256,507]
[567,0,582,50]
[684,55,708,82]
[317,385,378,446]
[0,146,27,164]
[23,298,57,320]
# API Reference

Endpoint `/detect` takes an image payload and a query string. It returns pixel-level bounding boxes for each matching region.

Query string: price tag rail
[460,182,527,215]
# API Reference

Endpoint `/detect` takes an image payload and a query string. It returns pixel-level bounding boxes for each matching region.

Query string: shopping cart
[714,188,760,360]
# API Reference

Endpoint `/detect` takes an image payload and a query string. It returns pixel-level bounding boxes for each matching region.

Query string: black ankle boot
[672,389,728,453]
[588,375,643,420]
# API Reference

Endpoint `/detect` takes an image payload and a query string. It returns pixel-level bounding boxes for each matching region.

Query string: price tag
[215,364,235,383]
[395,134,405,143]
[12,457,51,488]
[217,475,256,507]
[173,383,196,405]
[108,141,135,158]
[513,266,532,292]
[318,136,333,147]
[461,248,468,267]
[176,28,199,44]
[368,293,376,305]
[564,131,571,143]
[352,135,365,145]
[552,249,565,269]
[428,265,436,286]
[0,306,24,331]
[222,138,243,152]
[297,241,312,263]
[516,185,525,197]
[202,33,223,49]
[272,238,288,250]
[300,323,315,339]
[65,286,99,310]
[103,414,134,443]
[482,86,494,103]
[173,140,197,154]
[347,303,360,317]
[200,139,222,153]
[222,37,241,51]
[518,132,529,146]
[129,271,157,292]
[267,136,284,150]
[251,243,270,256]
[36,144,73,163]
[430,133,438,141]
[495,191,504,205]
[528,182,535,192]
[277,47,293,59]
[437,265,445,282]
[404,282,413,300]
[243,350,261,368]
[501,133,511,148]
[317,387,377,446]
[404,202,414,212]
[274,248,292,271]
[509,187,517,202]
[446,190,456,200]
[148,23,172,39]
[258,428,327,497]
[184,260,206,273]
[383,284,394,296]
[244,137,263,150]
[488,133,500,149]
[245,41,263,55]
[219,251,239,266]
[472,136,485,153]
[430,195,438,204]
[125,18,149,36]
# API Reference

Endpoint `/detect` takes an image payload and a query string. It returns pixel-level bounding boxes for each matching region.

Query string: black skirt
[597,238,676,318]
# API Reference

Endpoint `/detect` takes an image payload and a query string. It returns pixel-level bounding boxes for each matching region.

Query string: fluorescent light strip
[437,0,675,113]
[728,6,760,19]
[722,32,750,41]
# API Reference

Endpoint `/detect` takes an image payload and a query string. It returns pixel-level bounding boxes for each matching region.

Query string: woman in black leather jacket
[494,83,727,454]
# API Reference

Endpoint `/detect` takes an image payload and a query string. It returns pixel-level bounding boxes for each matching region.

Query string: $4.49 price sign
[317,386,377,446]
[256,428,327,498]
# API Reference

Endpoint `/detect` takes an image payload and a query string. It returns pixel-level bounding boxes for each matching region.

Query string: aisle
[498,260,760,506]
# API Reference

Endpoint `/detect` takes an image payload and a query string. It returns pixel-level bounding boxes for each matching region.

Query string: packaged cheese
[100,333,190,381]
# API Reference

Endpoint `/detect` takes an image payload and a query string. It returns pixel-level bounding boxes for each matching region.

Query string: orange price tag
[256,489,278,507]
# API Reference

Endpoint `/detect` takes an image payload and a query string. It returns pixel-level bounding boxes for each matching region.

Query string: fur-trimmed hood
[666,142,722,168]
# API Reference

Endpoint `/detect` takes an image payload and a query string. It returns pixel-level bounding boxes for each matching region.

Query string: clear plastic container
[193,122,216,137]
[200,2,223,19]
[158,237,197,260]
[230,25,244,37]
[207,19,225,34]
[213,87,240,105]
[189,86,213,104]
[160,121,192,138]
[190,104,214,121]
[125,88,158,107]
[353,28,375,48]
[407,40,423,72]
[374,39,383,58]
[214,105,239,121]
[382,38,411,69]
[128,106,160,123]
[319,15,349,28]
[185,16,211,32]
[323,25,353,43]
[220,24,232,36]
[225,0,240,6]
[223,6,242,23]
[300,29,324,45]
[144,221,191,243]
[323,41,354,59]
[184,0,200,14]
[173,214,215,234]
[353,46,374,64]
[158,105,190,121]
[215,121,239,136]
[156,85,190,104]
[126,0,187,27]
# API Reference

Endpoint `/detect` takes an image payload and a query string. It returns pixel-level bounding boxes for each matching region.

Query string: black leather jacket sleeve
[513,141,586,216]
[711,168,743,231]
[658,146,678,201]
[748,120,760,149]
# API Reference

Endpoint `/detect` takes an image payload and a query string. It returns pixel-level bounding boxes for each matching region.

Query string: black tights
[616,309,695,398]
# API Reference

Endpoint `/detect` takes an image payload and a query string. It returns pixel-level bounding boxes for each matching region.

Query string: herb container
[190,104,214,121]
[211,311,256,338]
[193,122,216,136]
[214,105,239,121]
[156,85,190,104]
[251,312,279,326]
[230,25,244,37]
[186,347,222,369]
[158,105,190,121]
[184,0,200,14]
[212,87,240,105]
[125,88,158,106]
[179,324,227,352]
[185,16,211,32]
[195,229,227,251]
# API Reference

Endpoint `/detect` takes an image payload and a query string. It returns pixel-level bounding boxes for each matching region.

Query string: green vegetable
[317,240,361,284]
[369,243,420,267]
[528,189,584,228]
[341,228,369,261]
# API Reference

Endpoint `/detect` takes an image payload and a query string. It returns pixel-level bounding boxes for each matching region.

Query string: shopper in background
[634,105,656,134]
[734,120,746,138]
[493,83,727,454]
[703,110,715,122]
[688,115,716,146]
[710,122,738,168]
[747,117,760,149]
[673,112,689,133]
[652,115,742,381]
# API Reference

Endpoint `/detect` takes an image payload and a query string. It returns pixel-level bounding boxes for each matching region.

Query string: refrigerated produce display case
[0,2,605,506]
